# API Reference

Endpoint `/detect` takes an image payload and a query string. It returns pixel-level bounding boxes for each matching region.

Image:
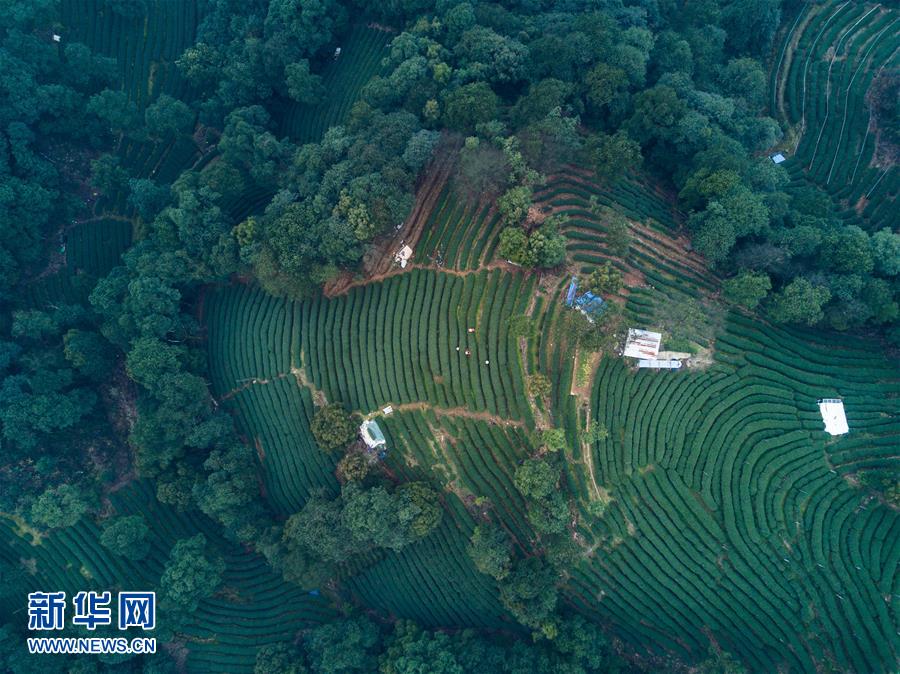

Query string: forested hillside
[0,0,897,672]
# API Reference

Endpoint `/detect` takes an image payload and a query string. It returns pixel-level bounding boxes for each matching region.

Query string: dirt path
[324,259,520,298]
[217,374,290,401]
[216,367,524,430]
[570,348,601,399]
[367,401,526,429]
[772,2,816,122]
[323,136,461,297]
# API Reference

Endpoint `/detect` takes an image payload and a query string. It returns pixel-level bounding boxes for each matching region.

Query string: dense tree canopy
[1,0,897,672]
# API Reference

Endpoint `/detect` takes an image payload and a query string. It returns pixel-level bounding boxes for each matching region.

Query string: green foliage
[696,645,749,674]
[870,229,900,276]
[87,89,140,133]
[194,441,269,543]
[30,484,89,528]
[442,82,499,132]
[284,491,362,564]
[379,620,465,674]
[255,643,308,674]
[304,615,380,674]
[311,404,356,451]
[336,452,371,483]
[507,314,534,338]
[100,515,151,560]
[144,94,194,137]
[1,1,897,670]
[527,220,567,268]
[90,154,130,195]
[584,63,628,113]
[498,227,530,265]
[455,141,508,198]
[584,263,623,296]
[587,201,631,258]
[723,271,771,309]
[341,482,431,552]
[574,301,626,353]
[820,226,874,275]
[581,422,610,445]
[497,186,532,227]
[285,60,324,105]
[396,481,442,538]
[514,458,558,500]
[498,557,559,631]
[720,58,767,108]
[527,373,552,400]
[467,524,512,580]
[159,534,225,621]
[526,490,569,534]
[540,428,567,453]
[768,278,831,326]
[499,221,567,268]
[63,329,114,381]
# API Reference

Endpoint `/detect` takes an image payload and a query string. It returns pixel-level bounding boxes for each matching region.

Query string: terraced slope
[344,493,512,629]
[415,188,500,270]
[61,0,199,105]
[21,0,206,313]
[0,482,334,673]
[205,284,340,515]
[299,269,534,421]
[65,217,133,277]
[281,24,393,142]
[205,269,536,510]
[772,1,899,231]
[564,313,900,673]
[61,0,203,216]
[201,152,899,673]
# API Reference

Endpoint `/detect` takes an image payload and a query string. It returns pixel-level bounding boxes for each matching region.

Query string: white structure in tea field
[395,244,413,268]
[623,329,662,359]
[818,399,848,436]
[360,419,386,449]
[770,153,786,164]
[637,358,682,369]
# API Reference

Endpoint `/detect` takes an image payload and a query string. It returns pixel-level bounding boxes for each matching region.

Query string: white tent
[623,329,662,359]
[637,359,682,369]
[818,399,848,436]
[394,244,413,268]
[771,153,786,164]
[360,420,386,448]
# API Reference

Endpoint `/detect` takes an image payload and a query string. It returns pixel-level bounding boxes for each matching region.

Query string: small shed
[818,399,848,436]
[360,419,386,449]
[395,244,413,268]
[565,276,578,306]
[623,329,662,359]
[771,153,786,164]
[637,359,682,369]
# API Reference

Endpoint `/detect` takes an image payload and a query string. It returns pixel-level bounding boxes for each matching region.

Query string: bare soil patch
[323,136,461,297]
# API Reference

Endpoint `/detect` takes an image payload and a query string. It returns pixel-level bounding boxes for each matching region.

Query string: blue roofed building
[574,291,606,322]
[565,276,578,306]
